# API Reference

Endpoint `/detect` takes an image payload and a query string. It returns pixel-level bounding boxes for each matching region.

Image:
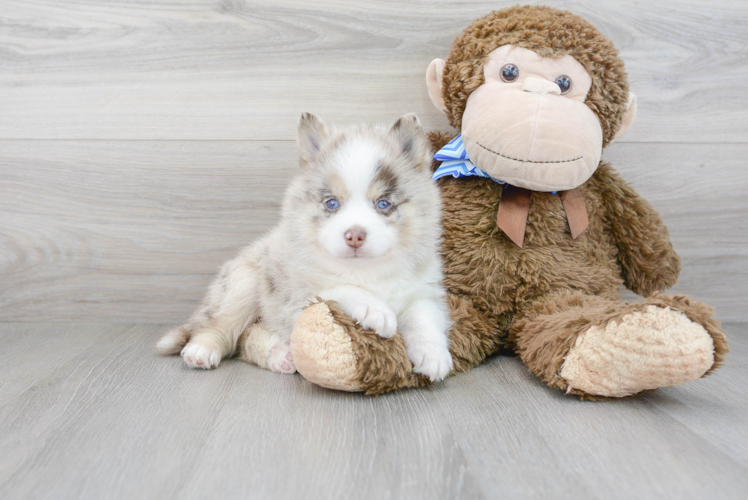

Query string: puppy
[156,113,453,381]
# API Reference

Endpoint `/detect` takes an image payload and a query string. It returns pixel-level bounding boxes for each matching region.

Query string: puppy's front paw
[408,341,453,382]
[181,342,221,369]
[350,301,397,338]
[268,341,296,374]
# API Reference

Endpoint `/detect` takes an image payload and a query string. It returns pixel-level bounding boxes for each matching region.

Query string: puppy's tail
[155,326,191,355]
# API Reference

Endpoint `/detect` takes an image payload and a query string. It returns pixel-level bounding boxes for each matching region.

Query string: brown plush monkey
[282,5,729,398]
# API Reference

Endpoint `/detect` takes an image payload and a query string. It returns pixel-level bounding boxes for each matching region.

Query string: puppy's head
[286,113,439,270]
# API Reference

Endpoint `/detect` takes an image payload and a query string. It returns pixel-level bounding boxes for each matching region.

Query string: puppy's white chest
[360,279,414,314]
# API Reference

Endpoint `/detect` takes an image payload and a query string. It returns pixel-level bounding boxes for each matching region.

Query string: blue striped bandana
[432,135,505,184]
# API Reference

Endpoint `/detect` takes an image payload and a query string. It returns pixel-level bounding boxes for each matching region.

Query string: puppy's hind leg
[238,324,296,374]
[173,253,262,370]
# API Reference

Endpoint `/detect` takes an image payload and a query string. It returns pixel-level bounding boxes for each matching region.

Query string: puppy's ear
[389,113,429,168]
[298,112,328,166]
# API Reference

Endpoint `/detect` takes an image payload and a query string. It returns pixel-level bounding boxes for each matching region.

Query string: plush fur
[289,5,728,398]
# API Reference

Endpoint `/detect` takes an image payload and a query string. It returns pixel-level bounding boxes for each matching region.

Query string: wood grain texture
[1,140,746,322]
[0,140,292,322]
[1,0,747,141]
[0,322,746,500]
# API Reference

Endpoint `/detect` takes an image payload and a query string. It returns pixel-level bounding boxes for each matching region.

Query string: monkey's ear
[389,113,428,166]
[426,58,448,114]
[612,92,637,143]
[298,112,328,165]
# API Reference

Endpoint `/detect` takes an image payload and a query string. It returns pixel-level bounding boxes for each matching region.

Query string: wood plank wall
[1,0,747,322]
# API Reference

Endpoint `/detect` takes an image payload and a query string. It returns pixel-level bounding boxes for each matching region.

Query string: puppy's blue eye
[377,199,392,210]
[325,199,339,210]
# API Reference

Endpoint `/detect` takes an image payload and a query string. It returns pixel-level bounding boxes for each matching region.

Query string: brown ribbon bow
[496,185,589,248]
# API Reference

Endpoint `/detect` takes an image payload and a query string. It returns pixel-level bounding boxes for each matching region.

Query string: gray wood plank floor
[0,322,746,500]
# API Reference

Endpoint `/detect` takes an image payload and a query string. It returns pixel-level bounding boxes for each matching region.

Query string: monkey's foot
[290,301,430,395]
[290,302,363,391]
[560,305,715,397]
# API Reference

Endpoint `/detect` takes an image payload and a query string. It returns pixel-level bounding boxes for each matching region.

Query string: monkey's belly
[440,178,622,326]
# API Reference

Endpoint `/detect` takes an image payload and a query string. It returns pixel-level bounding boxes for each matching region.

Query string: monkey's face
[461,45,600,191]
[428,45,635,192]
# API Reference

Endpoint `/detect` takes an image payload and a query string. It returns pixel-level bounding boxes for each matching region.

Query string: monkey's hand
[595,163,681,296]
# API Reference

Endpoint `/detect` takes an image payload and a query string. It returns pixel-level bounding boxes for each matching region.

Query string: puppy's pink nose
[345,226,367,249]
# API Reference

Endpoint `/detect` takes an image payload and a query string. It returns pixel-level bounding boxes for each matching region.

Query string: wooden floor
[2,1,748,498]
[0,322,745,500]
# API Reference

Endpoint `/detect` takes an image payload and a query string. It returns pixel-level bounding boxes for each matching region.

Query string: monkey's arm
[594,163,681,296]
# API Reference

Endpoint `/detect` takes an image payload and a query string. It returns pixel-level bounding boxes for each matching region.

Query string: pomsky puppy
[156,113,453,381]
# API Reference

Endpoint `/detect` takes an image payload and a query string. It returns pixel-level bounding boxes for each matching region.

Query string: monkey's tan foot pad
[560,305,715,398]
[291,301,364,392]
[291,301,431,395]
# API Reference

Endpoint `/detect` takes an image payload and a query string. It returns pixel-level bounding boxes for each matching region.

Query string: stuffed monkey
[277,5,728,398]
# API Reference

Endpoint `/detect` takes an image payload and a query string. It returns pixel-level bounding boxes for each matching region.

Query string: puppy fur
[156,113,453,381]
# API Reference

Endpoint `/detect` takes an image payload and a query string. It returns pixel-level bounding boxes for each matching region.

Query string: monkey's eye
[376,199,392,211]
[500,63,520,82]
[555,75,572,94]
[325,198,340,210]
